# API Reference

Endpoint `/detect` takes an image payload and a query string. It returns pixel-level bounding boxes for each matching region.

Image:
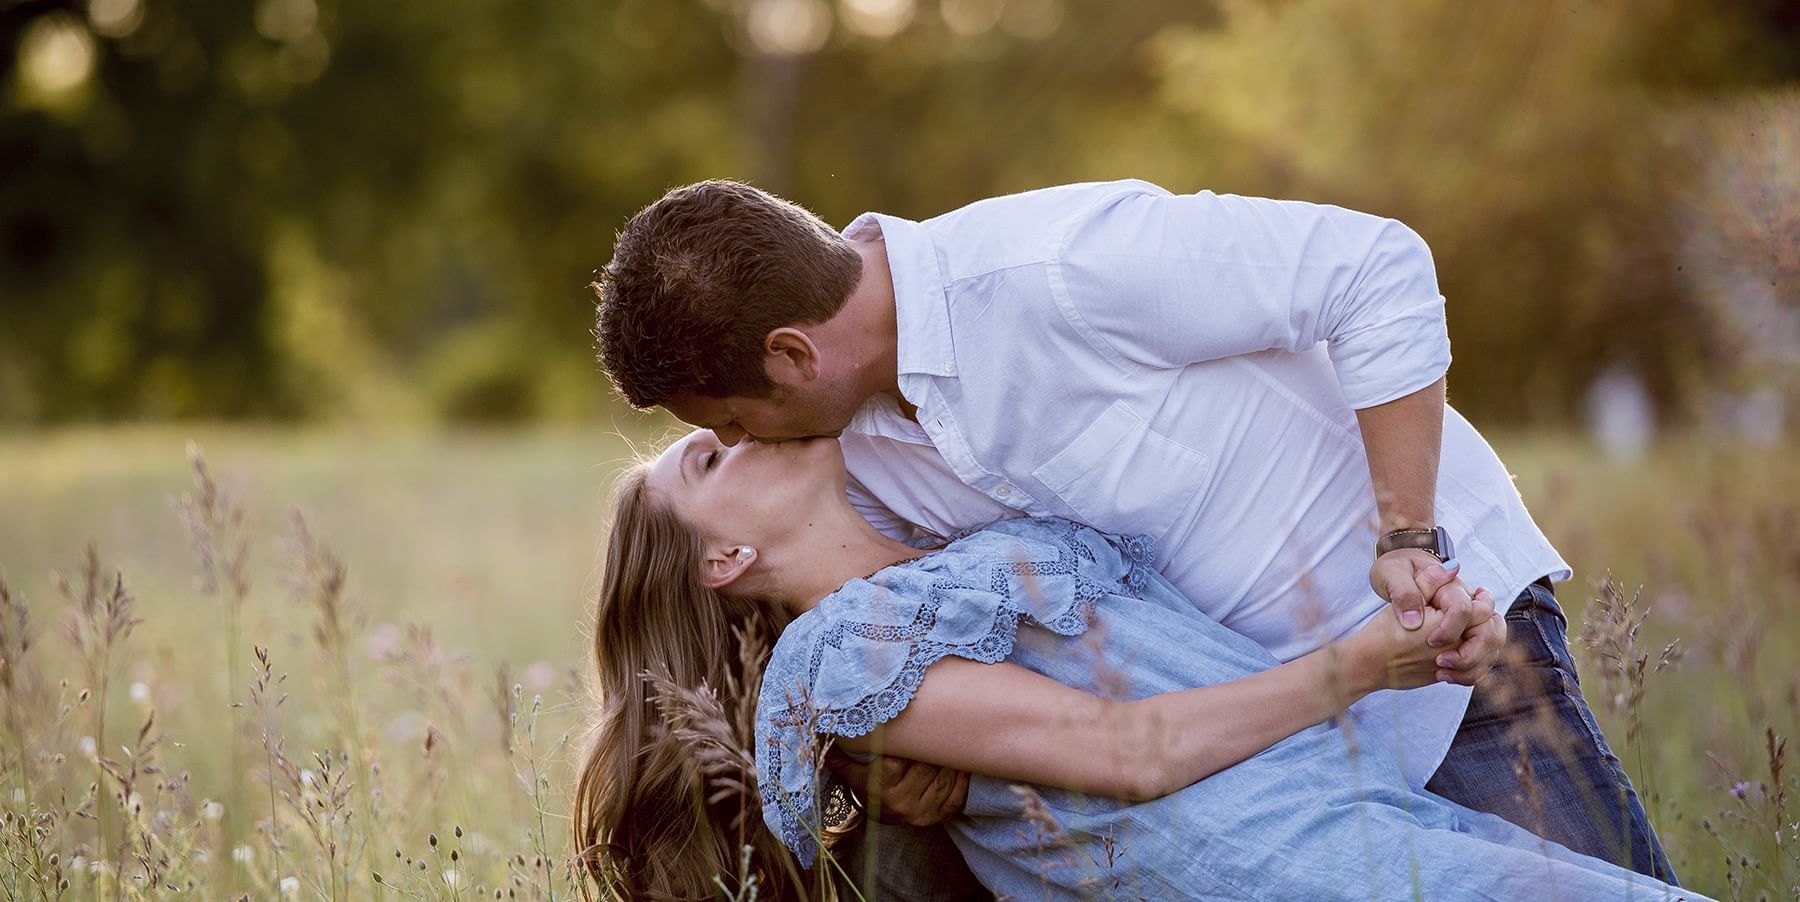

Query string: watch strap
[1375,526,1454,562]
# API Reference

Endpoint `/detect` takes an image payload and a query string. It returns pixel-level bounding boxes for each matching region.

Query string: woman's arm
[838,605,1449,802]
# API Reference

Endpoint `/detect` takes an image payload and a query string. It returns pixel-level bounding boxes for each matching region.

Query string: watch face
[1433,527,1455,562]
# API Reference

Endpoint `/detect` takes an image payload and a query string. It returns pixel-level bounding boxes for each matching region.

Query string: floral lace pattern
[754,516,1154,867]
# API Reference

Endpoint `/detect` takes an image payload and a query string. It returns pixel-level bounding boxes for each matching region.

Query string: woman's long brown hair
[572,464,820,900]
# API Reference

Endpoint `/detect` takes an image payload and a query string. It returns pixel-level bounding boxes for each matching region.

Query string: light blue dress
[755,517,1701,901]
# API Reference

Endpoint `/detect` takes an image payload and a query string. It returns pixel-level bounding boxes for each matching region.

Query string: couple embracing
[575,179,1694,900]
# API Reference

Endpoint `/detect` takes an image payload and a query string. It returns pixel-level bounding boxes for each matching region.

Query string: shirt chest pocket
[1030,400,1211,544]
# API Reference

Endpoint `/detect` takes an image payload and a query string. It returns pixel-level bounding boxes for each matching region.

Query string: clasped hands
[1365,548,1504,687]
[826,550,1504,828]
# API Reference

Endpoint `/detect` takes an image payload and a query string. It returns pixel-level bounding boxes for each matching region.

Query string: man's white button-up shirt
[837,179,1570,787]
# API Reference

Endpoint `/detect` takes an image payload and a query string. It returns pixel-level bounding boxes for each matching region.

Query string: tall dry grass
[0,428,1795,899]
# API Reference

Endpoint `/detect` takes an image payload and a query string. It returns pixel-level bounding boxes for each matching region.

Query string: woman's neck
[770,508,928,615]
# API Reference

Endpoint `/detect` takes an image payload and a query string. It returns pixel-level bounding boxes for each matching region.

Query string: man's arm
[1358,376,1504,681]
[1054,186,1501,675]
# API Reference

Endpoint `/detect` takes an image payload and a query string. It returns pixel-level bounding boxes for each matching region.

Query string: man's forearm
[1356,376,1446,534]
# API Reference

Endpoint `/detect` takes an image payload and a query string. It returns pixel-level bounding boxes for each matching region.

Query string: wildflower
[279,876,299,896]
[202,799,225,821]
[129,681,151,705]
[364,622,401,659]
[1730,781,1750,799]
[443,868,463,888]
[232,845,255,867]
[300,769,316,787]
[78,736,96,759]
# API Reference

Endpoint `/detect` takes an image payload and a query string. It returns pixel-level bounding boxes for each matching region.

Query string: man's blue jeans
[837,579,1678,899]
[1423,578,1679,885]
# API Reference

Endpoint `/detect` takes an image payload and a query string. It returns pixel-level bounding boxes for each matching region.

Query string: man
[593,179,1676,894]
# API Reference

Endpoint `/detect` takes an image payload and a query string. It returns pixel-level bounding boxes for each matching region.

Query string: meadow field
[0,425,1795,900]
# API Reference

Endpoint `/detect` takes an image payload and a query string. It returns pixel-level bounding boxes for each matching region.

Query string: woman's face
[646,430,846,553]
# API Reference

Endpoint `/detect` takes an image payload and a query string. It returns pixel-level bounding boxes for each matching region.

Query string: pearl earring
[736,547,755,563]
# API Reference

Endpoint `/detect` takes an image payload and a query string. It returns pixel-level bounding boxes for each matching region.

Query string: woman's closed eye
[704,451,718,471]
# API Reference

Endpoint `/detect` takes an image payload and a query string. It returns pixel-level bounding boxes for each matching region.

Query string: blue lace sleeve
[752,517,1155,867]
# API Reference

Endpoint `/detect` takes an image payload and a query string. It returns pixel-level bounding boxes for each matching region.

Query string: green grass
[0,425,1794,899]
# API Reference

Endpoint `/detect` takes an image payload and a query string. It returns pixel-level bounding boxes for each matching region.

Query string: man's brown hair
[593,180,862,408]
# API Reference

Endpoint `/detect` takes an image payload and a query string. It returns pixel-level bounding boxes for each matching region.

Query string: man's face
[664,384,859,446]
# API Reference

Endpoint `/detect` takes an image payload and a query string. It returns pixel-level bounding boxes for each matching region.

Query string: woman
[574,431,1699,901]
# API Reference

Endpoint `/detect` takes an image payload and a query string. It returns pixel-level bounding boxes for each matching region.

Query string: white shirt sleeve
[1055,182,1451,409]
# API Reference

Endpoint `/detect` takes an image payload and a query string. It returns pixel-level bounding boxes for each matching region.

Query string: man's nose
[714,424,747,446]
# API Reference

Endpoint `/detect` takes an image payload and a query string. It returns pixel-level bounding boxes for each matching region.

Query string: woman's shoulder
[945,516,1156,586]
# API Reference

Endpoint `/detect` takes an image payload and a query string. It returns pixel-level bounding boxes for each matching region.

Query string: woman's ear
[763,328,821,384]
[701,544,757,590]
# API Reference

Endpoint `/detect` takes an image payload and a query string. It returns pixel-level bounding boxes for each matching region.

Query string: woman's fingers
[1412,558,1462,608]
[1424,576,1491,648]
[1433,595,1504,684]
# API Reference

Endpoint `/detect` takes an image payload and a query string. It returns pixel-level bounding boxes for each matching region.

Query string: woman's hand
[1346,589,1496,692]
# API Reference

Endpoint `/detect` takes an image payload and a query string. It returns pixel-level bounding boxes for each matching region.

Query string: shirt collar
[843,212,957,381]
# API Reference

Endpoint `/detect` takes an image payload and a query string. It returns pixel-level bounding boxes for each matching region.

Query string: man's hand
[1349,584,1502,689]
[824,747,969,827]
[1432,605,1504,685]
[1371,549,1504,684]
[1371,551,1484,642]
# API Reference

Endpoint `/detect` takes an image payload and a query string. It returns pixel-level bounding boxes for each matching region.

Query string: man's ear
[701,544,756,590]
[763,328,821,385]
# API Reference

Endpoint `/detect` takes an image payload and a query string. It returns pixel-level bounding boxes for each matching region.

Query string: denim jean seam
[1521,595,1613,754]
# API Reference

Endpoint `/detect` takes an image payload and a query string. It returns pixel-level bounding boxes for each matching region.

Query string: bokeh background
[2,0,1798,898]
[4,0,1797,428]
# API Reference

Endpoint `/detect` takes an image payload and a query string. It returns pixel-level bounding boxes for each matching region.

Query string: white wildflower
[299,769,316,787]
[129,681,151,705]
[232,845,255,867]
[279,876,299,896]
[78,735,96,759]
[201,799,225,821]
[442,868,463,888]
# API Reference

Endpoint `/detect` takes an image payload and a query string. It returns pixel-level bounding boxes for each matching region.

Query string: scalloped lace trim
[759,520,1155,866]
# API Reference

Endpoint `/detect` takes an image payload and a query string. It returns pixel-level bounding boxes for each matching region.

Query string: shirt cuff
[1327,296,1452,408]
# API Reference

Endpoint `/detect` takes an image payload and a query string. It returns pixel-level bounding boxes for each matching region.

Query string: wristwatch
[1375,526,1455,563]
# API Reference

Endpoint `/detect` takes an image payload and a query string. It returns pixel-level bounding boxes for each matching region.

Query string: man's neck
[840,238,902,408]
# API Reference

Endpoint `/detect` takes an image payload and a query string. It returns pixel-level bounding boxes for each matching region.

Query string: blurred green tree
[1,0,1794,425]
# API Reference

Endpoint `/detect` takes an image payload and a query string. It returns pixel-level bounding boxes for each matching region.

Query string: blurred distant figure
[1586,366,1656,460]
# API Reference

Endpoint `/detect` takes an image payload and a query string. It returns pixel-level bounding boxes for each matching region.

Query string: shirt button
[941,360,956,375]
[995,484,1012,498]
